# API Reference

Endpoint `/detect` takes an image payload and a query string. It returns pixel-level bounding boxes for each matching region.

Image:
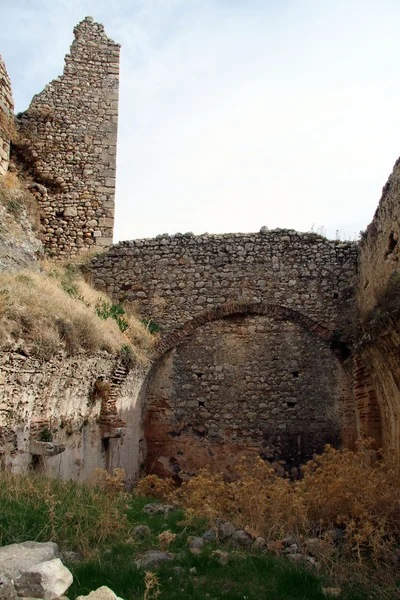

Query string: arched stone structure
[89,230,363,476]
[142,303,358,479]
[90,229,359,339]
[156,301,333,358]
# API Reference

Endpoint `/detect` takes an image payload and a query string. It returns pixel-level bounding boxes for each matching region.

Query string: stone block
[14,558,73,600]
[0,541,60,579]
[29,441,66,457]
[63,206,77,217]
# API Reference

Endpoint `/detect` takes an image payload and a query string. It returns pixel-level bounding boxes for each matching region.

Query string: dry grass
[136,441,400,569]
[0,262,154,361]
[0,111,18,142]
[0,170,41,231]
[0,469,130,556]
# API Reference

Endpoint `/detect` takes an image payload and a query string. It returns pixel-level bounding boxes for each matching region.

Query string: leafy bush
[96,300,129,333]
[119,344,135,370]
[141,319,161,335]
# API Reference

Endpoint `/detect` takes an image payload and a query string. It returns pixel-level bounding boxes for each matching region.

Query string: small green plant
[60,264,88,305]
[141,319,161,335]
[96,300,129,333]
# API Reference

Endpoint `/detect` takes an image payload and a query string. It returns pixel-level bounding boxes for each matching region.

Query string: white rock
[76,586,124,600]
[0,541,60,579]
[14,558,73,600]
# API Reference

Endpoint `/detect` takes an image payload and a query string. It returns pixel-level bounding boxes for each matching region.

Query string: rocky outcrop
[14,558,72,600]
[0,542,60,580]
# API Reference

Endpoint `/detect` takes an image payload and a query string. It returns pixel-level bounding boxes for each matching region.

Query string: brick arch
[144,300,358,479]
[155,301,333,358]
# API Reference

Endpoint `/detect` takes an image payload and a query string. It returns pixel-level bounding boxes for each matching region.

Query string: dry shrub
[135,474,175,500]
[0,263,154,361]
[173,470,235,523]
[94,468,126,493]
[143,571,161,600]
[0,111,17,142]
[2,171,19,190]
[157,530,176,550]
[141,442,400,566]
[298,442,400,563]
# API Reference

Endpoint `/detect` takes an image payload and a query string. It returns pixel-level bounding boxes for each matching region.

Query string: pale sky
[1,0,399,242]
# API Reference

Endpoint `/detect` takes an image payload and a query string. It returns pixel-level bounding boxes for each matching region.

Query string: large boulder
[0,542,60,579]
[14,558,72,600]
[76,586,124,600]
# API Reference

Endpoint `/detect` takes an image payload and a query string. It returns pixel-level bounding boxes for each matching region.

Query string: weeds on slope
[0,262,155,361]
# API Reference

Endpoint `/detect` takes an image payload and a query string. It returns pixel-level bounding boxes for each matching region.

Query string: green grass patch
[0,472,376,599]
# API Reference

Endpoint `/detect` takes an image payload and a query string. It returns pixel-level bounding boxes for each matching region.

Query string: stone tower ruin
[16,16,120,257]
[0,54,14,176]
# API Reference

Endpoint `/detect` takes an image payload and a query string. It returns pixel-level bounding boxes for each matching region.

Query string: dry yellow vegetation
[0,261,155,361]
[136,441,400,569]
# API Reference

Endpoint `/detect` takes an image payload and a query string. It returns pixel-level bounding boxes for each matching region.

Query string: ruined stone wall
[356,158,400,458]
[358,158,400,315]
[0,55,14,176]
[145,314,351,480]
[89,229,359,474]
[90,229,358,338]
[0,351,148,486]
[16,17,119,258]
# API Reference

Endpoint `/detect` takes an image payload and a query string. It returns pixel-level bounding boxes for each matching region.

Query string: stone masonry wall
[90,229,358,339]
[90,229,359,474]
[0,54,14,176]
[145,314,350,480]
[356,158,400,458]
[16,17,119,257]
[0,350,148,486]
